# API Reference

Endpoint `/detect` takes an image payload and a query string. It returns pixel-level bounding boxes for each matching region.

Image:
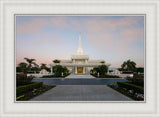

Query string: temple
[50,32,111,75]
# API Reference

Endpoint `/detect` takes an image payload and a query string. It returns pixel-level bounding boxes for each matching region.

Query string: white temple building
[50,32,111,75]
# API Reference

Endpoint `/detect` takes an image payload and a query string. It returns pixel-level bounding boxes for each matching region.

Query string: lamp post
[50,66,53,75]
[98,72,99,77]
[62,72,63,77]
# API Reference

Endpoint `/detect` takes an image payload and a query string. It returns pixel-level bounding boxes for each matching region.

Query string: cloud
[17,18,49,34]
[33,33,63,45]
[16,16,144,67]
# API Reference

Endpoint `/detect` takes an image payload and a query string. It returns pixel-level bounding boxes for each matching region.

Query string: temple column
[85,59,87,64]
[83,67,85,74]
[75,66,77,74]
[73,59,75,64]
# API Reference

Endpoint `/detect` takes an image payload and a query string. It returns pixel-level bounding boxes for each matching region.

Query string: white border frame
[0,0,160,117]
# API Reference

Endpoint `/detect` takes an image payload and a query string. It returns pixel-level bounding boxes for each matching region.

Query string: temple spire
[77,32,83,55]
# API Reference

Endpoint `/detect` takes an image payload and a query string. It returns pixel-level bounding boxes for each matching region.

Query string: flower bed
[117,82,144,94]
[16,82,43,96]
[108,84,144,101]
[16,84,56,101]
[126,74,144,87]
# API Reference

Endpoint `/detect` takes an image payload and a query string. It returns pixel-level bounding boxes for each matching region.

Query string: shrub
[108,84,144,101]
[52,65,70,77]
[90,65,108,76]
[92,74,120,78]
[16,74,34,86]
[126,74,144,86]
[17,73,27,78]
[42,75,55,78]
[117,81,144,94]
[16,82,43,96]
[16,84,56,101]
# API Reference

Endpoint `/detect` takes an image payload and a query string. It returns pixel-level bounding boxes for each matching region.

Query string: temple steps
[65,74,95,78]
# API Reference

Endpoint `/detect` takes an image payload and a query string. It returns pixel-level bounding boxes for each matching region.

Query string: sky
[16,15,144,68]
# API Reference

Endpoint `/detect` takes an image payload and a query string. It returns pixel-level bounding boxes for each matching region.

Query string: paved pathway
[30,85,133,101]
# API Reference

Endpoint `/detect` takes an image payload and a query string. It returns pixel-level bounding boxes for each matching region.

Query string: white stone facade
[50,33,111,74]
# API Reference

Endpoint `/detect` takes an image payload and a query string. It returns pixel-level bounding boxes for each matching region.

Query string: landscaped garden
[16,73,56,101]
[108,74,144,101]
[42,65,70,78]
[16,58,70,78]
[90,65,120,78]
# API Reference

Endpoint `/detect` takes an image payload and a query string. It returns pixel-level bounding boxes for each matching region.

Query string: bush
[108,84,144,101]
[90,65,108,76]
[16,84,56,101]
[117,81,144,94]
[126,74,144,86]
[16,74,34,86]
[16,82,43,96]
[92,74,120,78]
[42,75,55,78]
[52,65,70,77]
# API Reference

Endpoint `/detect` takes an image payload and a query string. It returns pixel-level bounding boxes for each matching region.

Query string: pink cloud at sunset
[16,15,144,68]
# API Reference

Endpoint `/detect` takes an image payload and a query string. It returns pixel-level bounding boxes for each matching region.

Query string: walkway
[30,85,133,101]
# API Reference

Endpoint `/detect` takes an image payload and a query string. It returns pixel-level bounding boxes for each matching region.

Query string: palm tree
[24,58,37,71]
[53,59,60,63]
[19,62,28,68]
[100,61,105,64]
[121,59,136,72]
[40,63,47,70]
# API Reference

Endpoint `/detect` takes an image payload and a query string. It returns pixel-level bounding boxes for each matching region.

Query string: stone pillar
[86,67,88,74]
[83,67,85,74]
[73,59,75,64]
[75,66,77,74]
[85,59,87,64]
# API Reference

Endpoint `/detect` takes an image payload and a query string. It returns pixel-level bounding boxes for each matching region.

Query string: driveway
[30,85,133,101]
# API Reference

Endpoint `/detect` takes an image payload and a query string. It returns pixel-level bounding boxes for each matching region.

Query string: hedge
[16,76,34,86]
[117,82,144,94]
[16,82,43,96]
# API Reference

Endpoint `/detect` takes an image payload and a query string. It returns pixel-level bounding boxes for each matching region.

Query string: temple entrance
[77,67,83,74]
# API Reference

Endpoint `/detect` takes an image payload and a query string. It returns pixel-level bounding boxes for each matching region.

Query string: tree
[100,61,105,64]
[52,65,69,77]
[24,58,37,71]
[31,67,40,73]
[136,67,144,73]
[17,62,28,74]
[90,65,108,76]
[53,59,60,63]
[19,62,28,68]
[40,63,50,72]
[121,59,136,72]
[40,63,47,70]
[98,65,108,76]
